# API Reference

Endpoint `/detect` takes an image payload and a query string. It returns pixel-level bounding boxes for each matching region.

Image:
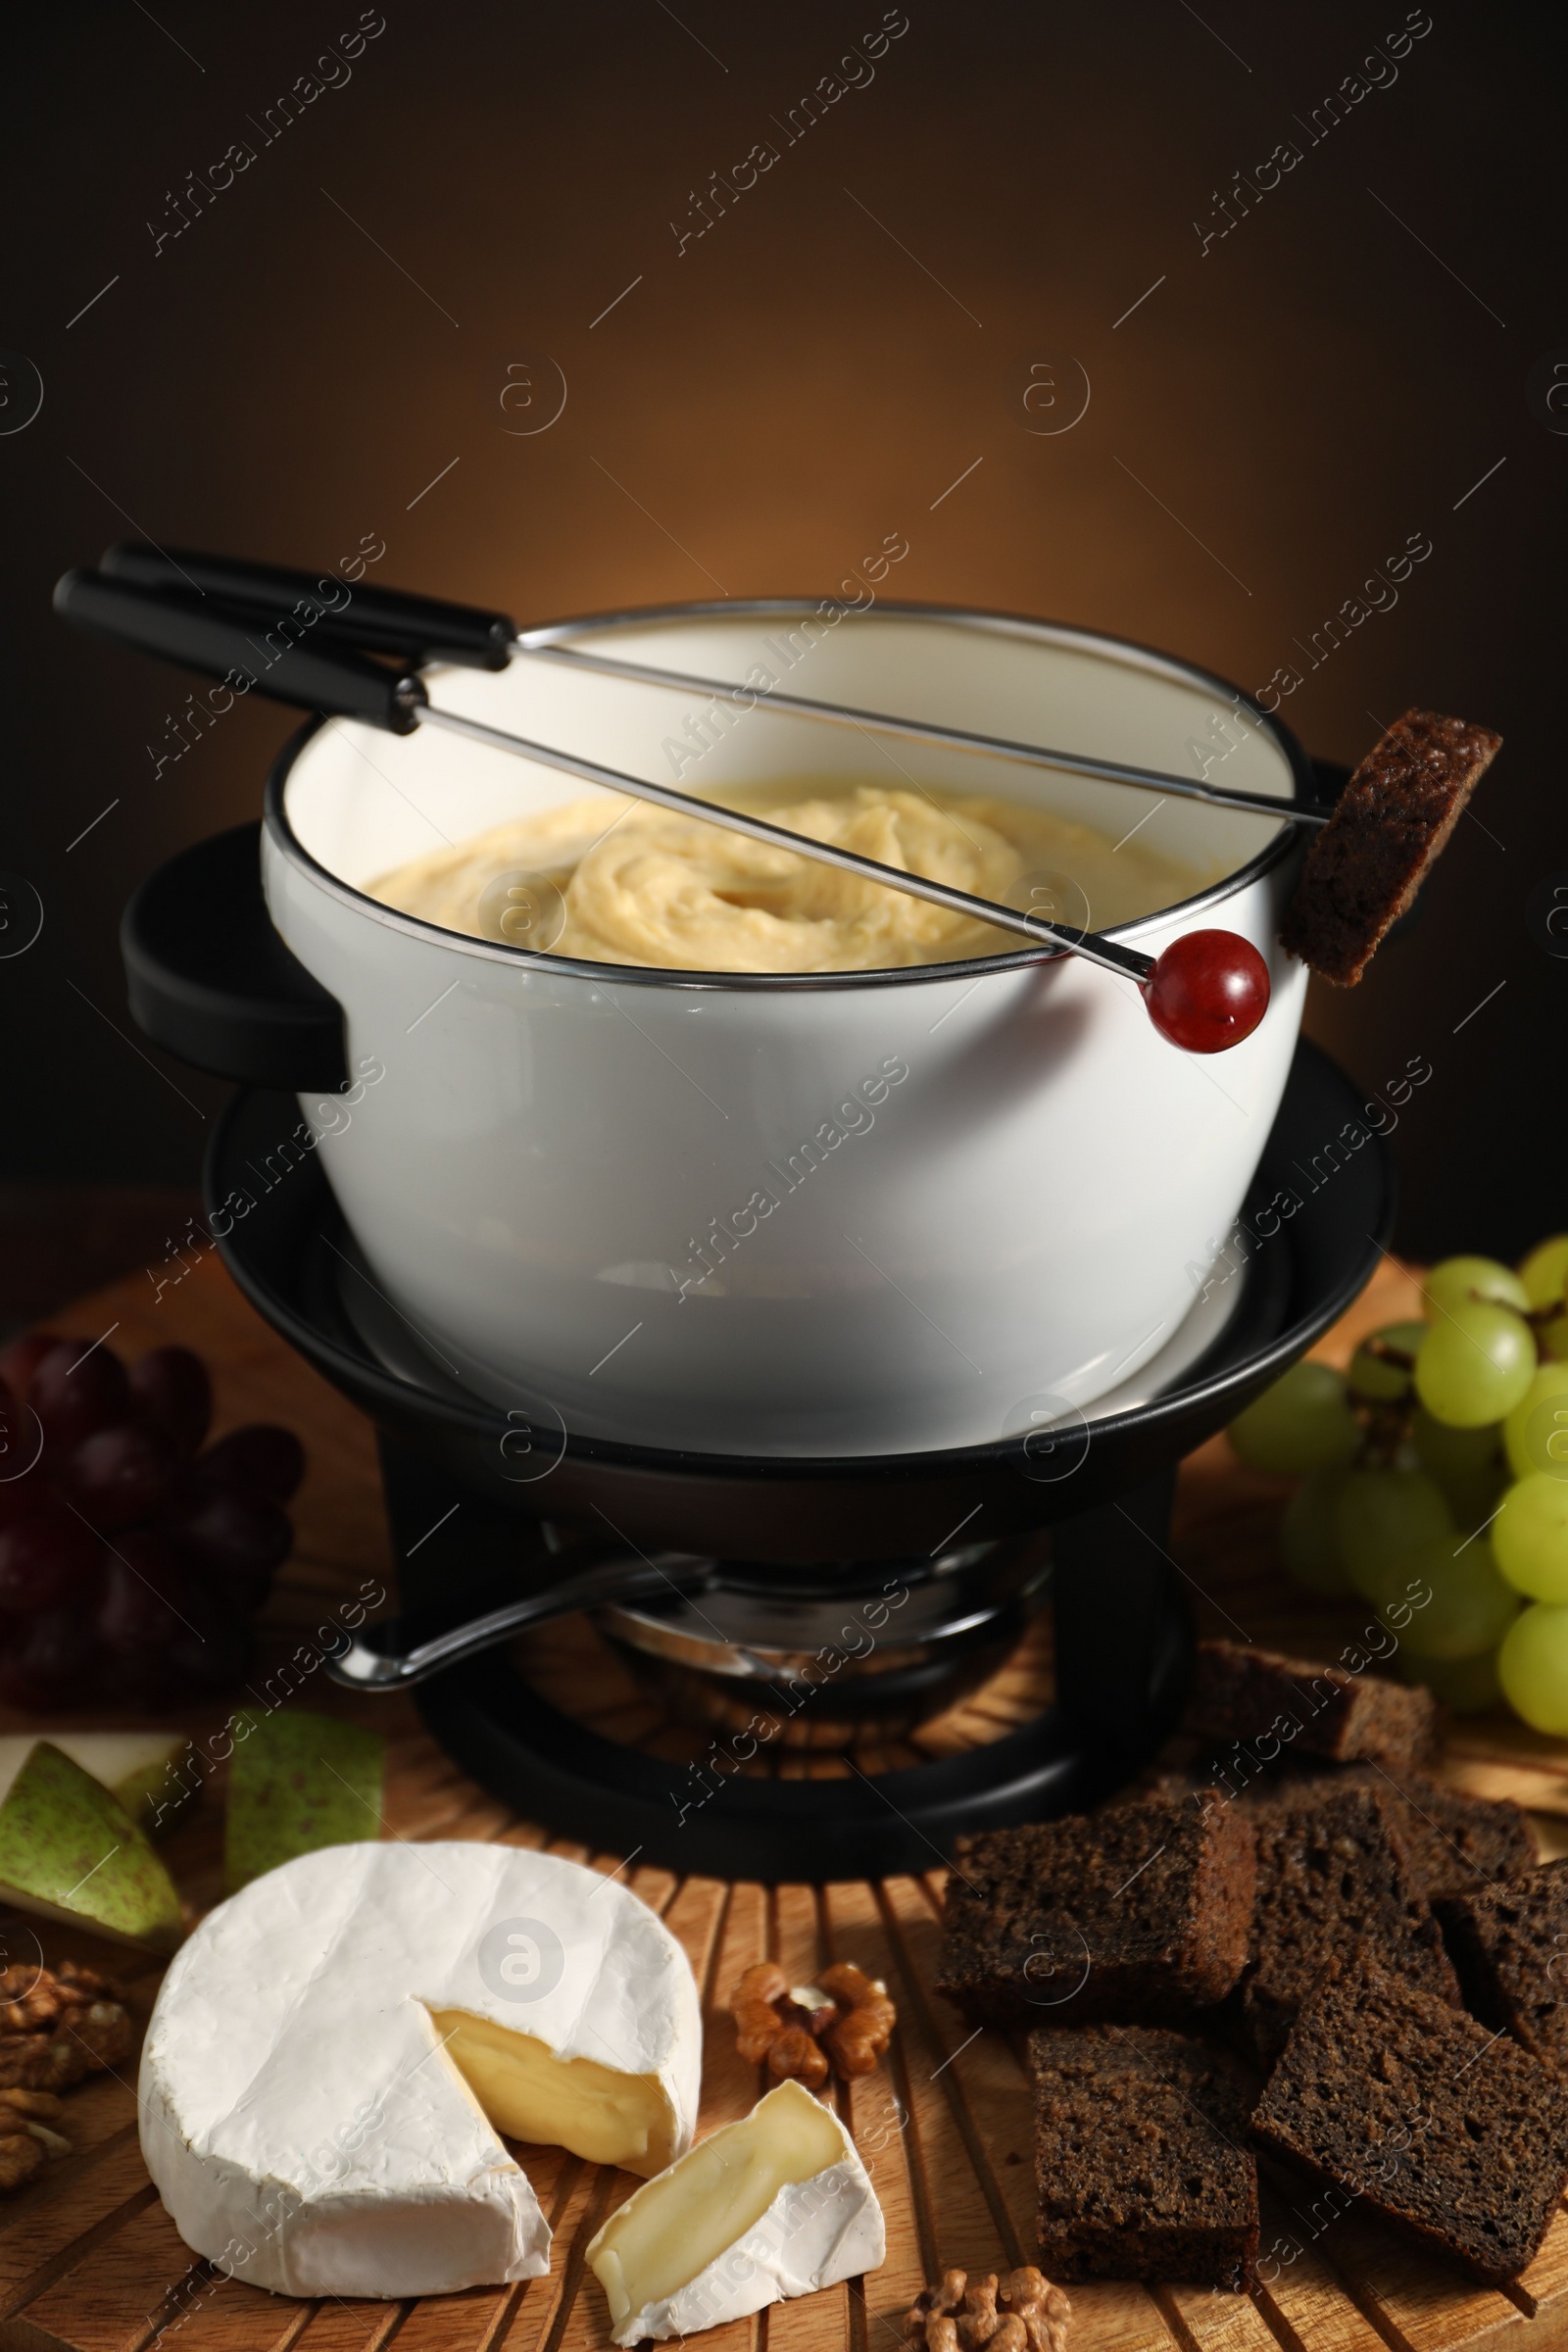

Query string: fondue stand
[63,554,1391,1876]
[126,825,1387,1877]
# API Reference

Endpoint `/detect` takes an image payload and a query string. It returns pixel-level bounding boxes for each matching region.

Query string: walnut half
[0,2087,72,2195]
[730,1960,898,2087]
[905,2266,1071,2352]
[0,1962,131,2094]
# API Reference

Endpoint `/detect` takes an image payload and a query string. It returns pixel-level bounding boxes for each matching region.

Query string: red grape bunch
[0,1332,304,1713]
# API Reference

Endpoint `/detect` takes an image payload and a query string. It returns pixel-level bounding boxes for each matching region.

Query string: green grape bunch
[1226,1236,1568,1733]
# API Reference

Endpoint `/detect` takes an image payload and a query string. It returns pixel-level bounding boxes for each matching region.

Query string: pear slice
[0,1741,183,1951]
[0,1733,197,1839]
[223,1709,384,1894]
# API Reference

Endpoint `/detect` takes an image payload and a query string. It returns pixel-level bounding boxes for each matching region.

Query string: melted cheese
[368,780,1217,974]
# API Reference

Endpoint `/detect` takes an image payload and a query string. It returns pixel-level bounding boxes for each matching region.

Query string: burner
[586,1536,1051,1747]
[209,1037,1392,1879]
[377,1437,1186,1879]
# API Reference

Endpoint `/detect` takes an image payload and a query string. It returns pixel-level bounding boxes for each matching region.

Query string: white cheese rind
[139,1840,702,2298]
[595,2107,886,2343]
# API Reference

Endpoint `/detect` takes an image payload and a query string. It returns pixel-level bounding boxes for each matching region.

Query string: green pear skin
[223,1710,384,1894]
[0,1733,197,1839]
[0,1742,183,1951]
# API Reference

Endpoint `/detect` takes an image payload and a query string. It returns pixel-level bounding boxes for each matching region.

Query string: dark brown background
[2,0,1562,1284]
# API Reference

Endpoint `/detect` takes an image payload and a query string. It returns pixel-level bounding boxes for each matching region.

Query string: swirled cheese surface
[368,780,1218,973]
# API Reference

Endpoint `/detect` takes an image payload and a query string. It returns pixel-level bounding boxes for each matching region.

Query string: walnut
[818,1963,896,2078]
[732,1964,830,2089]
[905,2267,1070,2352]
[0,1962,130,2093]
[0,2082,73,2184]
[0,2131,43,2192]
[730,1959,898,2086]
[0,2089,65,2121]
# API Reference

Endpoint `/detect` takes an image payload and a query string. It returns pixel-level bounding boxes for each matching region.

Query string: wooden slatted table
[4,1250,1568,2352]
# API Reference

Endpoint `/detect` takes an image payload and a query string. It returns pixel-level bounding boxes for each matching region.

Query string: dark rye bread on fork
[1281,709,1502,986]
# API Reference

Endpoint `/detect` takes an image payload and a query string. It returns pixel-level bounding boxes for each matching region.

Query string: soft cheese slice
[139,1841,702,2298]
[587,2078,886,2344]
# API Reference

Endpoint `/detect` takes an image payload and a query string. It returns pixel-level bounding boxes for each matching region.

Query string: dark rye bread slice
[1438,1858,1568,2070]
[1280,709,1502,986]
[1136,1761,1535,1904]
[937,1795,1255,2028]
[1186,1638,1438,1772]
[1250,1956,1568,2285]
[1240,1784,1458,2066]
[1253,1765,1534,1903]
[1031,2025,1259,2288]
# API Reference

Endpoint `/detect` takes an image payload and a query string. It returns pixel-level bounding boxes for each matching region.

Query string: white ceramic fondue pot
[262,601,1312,1457]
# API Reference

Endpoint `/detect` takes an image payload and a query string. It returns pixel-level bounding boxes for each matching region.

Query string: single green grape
[1400,1645,1503,1714]
[1411,1408,1501,1479]
[1391,1533,1521,1660]
[1503,1364,1568,1482]
[1498,1603,1568,1734]
[1348,1320,1429,1403]
[1493,1473,1568,1601]
[1228,1360,1361,1475]
[1279,1468,1355,1594]
[1353,1544,1439,1619]
[1444,1467,1508,1532]
[1410,1408,1507,1527]
[1412,1301,1537,1429]
[1519,1235,1568,1310]
[1423,1254,1531,1318]
[1336,1466,1454,1599]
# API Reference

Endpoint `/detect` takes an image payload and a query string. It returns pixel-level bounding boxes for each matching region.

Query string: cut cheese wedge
[139,1841,701,2298]
[587,2078,886,2343]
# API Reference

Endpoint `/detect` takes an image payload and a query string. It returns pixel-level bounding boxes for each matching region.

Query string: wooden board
[4,1251,1567,2352]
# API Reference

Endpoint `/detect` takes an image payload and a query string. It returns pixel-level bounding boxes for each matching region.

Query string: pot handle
[122,822,348,1090]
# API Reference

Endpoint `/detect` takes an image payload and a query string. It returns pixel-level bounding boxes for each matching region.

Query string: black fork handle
[54,569,429,732]
[98,541,516,671]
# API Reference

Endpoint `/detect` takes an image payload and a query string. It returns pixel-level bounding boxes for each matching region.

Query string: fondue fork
[95,541,1331,831]
[54,564,1274,1052]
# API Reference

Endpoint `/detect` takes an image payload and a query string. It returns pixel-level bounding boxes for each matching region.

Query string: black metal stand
[389,1437,1191,1882]
[202,1037,1392,1881]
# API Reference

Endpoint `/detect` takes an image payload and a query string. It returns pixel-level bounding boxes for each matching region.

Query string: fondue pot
[71,562,1394,1875]
[126,600,1320,1457]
